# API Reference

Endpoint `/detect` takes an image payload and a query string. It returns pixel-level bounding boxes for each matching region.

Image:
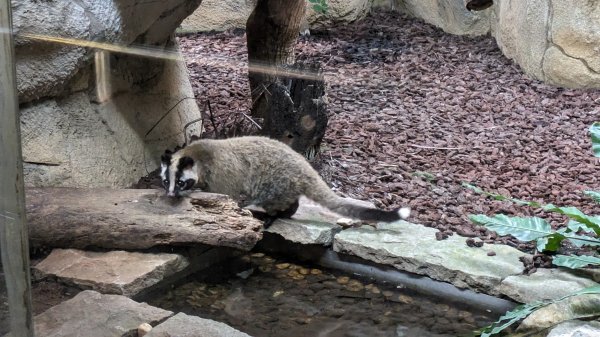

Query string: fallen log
[26,188,263,251]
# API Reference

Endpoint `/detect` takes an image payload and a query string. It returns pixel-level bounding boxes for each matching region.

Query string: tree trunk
[246,0,328,160]
[26,188,263,251]
[261,63,328,160]
[246,0,306,113]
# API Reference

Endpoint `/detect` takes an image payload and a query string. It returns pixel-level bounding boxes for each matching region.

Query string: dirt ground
[175,10,599,270]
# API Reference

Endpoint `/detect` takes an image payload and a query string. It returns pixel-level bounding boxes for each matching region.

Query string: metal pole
[0,0,35,335]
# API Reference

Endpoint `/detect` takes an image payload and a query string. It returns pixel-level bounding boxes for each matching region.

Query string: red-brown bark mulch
[174,11,599,269]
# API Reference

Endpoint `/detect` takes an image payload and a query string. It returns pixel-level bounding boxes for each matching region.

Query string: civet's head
[160,150,197,197]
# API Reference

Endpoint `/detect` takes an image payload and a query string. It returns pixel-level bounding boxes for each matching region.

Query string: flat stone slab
[519,294,600,331]
[265,196,372,245]
[498,268,599,303]
[33,248,189,296]
[545,320,600,337]
[34,290,173,337]
[145,312,251,337]
[333,221,600,303]
[334,221,524,295]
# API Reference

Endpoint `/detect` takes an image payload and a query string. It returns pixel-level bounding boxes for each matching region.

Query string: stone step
[33,290,173,337]
[145,312,251,337]
[33,248,189,297]
[29,290,250,337]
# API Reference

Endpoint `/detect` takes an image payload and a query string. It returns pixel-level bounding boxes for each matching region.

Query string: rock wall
[13,0,203,187]
[179,0,374,32]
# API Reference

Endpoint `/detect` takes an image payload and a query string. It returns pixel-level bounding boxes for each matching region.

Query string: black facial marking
[177,156,194,171]
[161,150,172,165]
[183,178,195,190]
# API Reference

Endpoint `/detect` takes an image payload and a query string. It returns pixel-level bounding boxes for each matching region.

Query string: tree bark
[26,188,263,251]
[246,0,306,117]
[246,0,328,159]
[261,63,328,160]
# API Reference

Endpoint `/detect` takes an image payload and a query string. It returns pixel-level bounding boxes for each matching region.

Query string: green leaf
[469,214,552,241]
[584,190,600,204]
[590,122,600,157]
[312,4,325,12]
[536,233,565,252]
[557,228,600,247]
[553,255,600,269]
[543,204,600,235]
[479,302,544,337]
[567,220,596,233]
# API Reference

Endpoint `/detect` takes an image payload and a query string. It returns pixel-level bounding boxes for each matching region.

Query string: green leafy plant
[308,0,328,13]
[468,123,600,336]
[464,183,600,268]
[590,122,600,157]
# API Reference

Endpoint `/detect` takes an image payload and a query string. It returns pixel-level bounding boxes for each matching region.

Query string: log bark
[261,63,328,160]
[26,188,263,251]
[246,0,306,117]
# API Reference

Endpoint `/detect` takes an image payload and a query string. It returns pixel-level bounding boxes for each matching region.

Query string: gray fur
[161,136,410,222]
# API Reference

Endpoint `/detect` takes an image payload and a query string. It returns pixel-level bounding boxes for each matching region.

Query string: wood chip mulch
[175,11,599,270]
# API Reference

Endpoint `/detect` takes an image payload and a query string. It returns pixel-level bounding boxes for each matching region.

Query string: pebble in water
[298,268,310,275]
[276,263,290,269]
[346,280,365,292]
[137,323,152,337]
[336,276,350,285]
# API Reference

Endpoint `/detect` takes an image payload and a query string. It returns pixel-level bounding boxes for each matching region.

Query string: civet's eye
[177,180,186,187]
[162,179,169,185]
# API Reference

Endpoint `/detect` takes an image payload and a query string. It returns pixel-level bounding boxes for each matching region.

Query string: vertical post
[0,0,35,336]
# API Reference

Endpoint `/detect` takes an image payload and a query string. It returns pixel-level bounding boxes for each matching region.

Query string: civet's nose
[167,191,176,197]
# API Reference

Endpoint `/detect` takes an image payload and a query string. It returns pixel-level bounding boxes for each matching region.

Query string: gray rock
[13,0,203,187]
[334,221,524,295]
[498,268,599,304]
[180,0,254,33]
[490,0,600,88]
[34,290,173,337]
[266,218,341,245]
[543,46,600,89]
[490,0,549,80]
[33,249,189,296]
[180,0,372,32]
[383,0,600,88]
[265,196,346,245]
[396,0,491,36]
[146,312,251,337]
[518,294,600,331]
[550,0,600,73]
[546,320,600,337]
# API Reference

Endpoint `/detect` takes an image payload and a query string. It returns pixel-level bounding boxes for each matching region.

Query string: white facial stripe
[180,166,197,182]
[160,163,167,180]
[169,165,177,193]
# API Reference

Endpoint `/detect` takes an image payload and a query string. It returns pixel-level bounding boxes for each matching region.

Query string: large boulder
[385,0,491,36]
[13,0,203,187]
[179,0,374,32]
[492,0,600,88]
[382,0,600,88]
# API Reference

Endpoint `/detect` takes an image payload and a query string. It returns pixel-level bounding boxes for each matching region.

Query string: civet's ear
[161,150,173,164]
[178,156,195,171]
